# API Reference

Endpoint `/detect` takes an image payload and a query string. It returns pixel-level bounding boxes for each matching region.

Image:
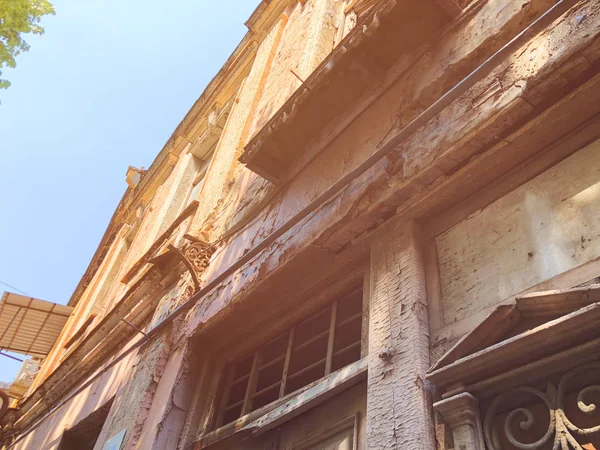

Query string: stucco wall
[12,1,600,449]
[247,0,342,140]
[11,346,136,450]
[433,138,600,340]
[186,0,583,334]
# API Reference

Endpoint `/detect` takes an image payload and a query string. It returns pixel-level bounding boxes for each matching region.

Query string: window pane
[332,291,362,373]
[296,426,354,450]
[212,285,364,429]
[186,179,204,206]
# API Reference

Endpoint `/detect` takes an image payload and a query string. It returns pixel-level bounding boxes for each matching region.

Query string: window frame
[211,287,364,430]
[292,413,359,450]
[181,156,211,212]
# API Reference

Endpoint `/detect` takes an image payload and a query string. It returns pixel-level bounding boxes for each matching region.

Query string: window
[184,169,206,207]
[213,289,363,429]
[293,415,358,450]
[181,153,212,211]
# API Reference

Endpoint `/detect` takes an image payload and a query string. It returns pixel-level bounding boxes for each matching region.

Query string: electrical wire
[0,281,29,297]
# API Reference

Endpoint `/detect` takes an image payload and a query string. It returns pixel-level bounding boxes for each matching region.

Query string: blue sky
[0,0,258,382]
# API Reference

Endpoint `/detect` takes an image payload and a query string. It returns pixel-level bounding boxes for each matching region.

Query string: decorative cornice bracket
[168,240,215,292]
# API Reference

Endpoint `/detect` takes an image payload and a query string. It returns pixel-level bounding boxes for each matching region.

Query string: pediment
[427,284,600,395]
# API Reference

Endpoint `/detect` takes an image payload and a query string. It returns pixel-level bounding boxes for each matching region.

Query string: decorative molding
[168,240,214,292]
[435,392,485,449]
[183,241,214,276]
[435,392,481,429]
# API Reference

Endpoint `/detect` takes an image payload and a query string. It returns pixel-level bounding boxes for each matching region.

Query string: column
[367,221,435,449]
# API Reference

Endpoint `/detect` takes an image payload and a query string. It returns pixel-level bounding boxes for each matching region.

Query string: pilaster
[434,393,485,450]
[367,221,435,449]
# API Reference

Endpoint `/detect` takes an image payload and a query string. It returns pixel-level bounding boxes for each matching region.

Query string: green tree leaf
[0,0,55,89]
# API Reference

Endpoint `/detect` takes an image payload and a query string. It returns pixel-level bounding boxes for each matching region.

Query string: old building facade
[1,0,600,448]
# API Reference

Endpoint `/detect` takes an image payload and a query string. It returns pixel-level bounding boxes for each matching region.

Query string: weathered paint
[437,138,600,326]
[367,221,434,449]
[9,344,136,450]
[5,1,600,449]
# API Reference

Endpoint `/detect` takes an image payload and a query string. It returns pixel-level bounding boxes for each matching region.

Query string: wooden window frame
[182,162,209,211]
[292,413,359,450]
[212,289,363,430]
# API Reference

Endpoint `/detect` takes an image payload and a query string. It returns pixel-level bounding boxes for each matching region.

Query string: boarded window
[213,289,363,429]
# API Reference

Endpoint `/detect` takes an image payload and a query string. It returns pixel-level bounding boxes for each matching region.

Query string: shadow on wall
[57,398,114,450]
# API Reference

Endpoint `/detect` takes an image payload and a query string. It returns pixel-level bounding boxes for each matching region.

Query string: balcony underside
[240,0,454,183]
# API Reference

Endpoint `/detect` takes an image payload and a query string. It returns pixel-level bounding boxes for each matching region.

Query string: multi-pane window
[214,289,363,428]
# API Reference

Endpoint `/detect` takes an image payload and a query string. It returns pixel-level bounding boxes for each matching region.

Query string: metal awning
[0,292,73,358]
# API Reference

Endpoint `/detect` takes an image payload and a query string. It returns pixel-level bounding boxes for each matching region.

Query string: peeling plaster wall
[11,273,191,450]
[209,164,274,241]
[248,0,343,138]
[121,152,197,275]
[133,343,189,450]
[367,222,434,449]
[189,0,597,331]
[60,0,561,355]
[435,138,600,338]
[86,274,195,450]
[189,16,284,243]
[10,345,136,450]
[13,1,600,449]
[104,5,600,450]
[92,334,171,450]
[150,273,195,328]
[192,0,342,244]
[209,0,559,272]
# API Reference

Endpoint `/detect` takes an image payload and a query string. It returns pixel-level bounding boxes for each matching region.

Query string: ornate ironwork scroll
[167,240,214,292]
[484,361,600,449]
